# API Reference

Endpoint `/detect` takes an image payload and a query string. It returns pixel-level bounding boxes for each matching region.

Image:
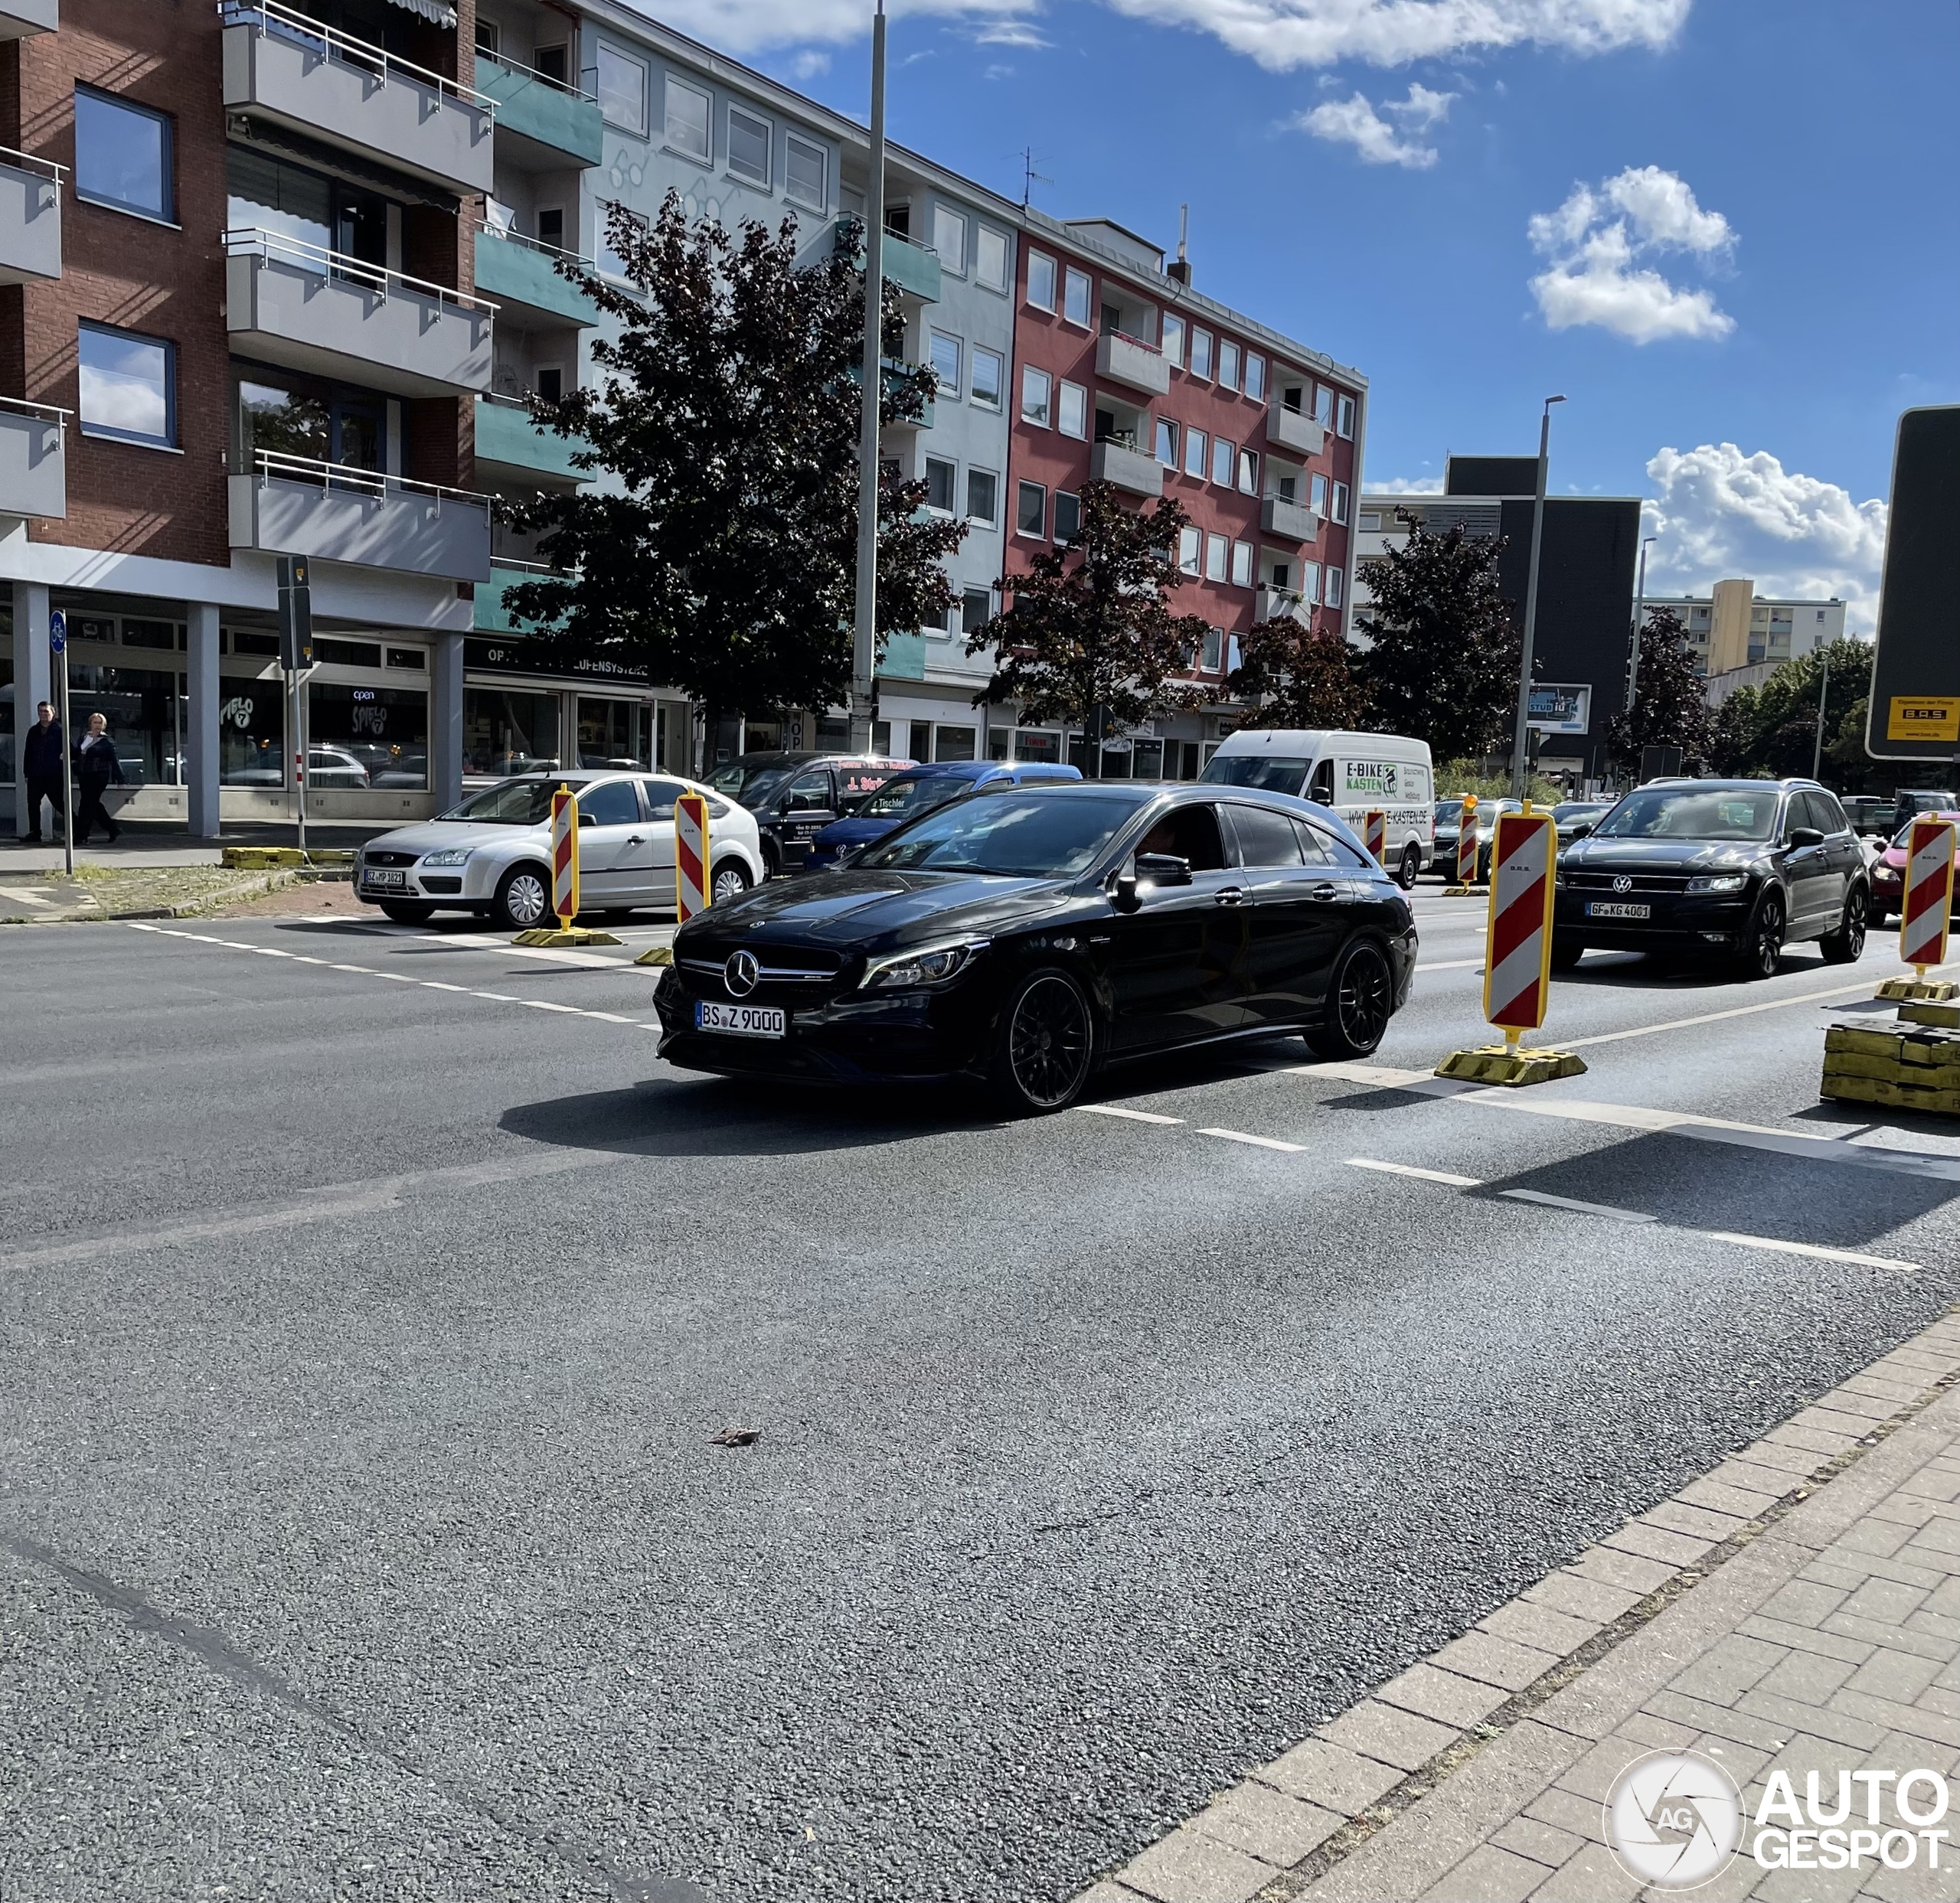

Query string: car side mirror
[1135,852,1194,888]
[1112,871,1141,913]
[1788,826,1825,850]
[1566,821,1593,841]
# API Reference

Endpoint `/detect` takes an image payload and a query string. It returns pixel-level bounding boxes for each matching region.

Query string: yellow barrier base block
[1877,976,1960,1003]
[1435,1043,1589,1087]
[220,847,354,870]
[635,945,674,967]
[1901,1000,1960,1029]
[1441,884,1487,898]
[510,927,625,948]
[1821,1023,1960,1118]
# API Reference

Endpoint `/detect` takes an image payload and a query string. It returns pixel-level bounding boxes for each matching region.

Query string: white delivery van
[1200,729,1435,887]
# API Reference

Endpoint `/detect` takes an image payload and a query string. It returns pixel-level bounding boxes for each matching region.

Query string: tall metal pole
[1812,652,1831,780]
[1625,533,1655,703]
[1509,394,1566,798]
[849,0,887,756]
[56,632,74,877]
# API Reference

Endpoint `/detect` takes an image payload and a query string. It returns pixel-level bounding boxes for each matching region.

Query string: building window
[1189,328,1214,380]
[786,134,827,209]
[1063,266,1092,328]
[1237,449,1258,495]
[1313,383,1334,427]
[975,225,1009,292]
[1331,481,1350,524]
[1178,525,1200,575]
[1057,380,1087,439]
[1026,250,1057,312]
[1054,491,1082,543]
[1162,313,1184,367]
[963,586,994,632]
[1204,533,1227,583]
[662,73,709,156]
[79,322,175,448]
[971,347,1004,410]
[1311,472,1330,515]
[726,105,771,186]
[74,87,174,224]
[1244,353,1266,401]
[929,330,962,400]
[1155,417,1178,465]
[1302,561,1322,603]
[1020,365,1051,428]
[933,204,968,273]
[924,455,956,513]
[1231,540,1253,588]
[1358,511,1380,530]
[596,201,649,280]
[1210,436,1233,486]
[1183,428,1206,480]
[966,468,998,525]
[1218,339,1240,391]
[1017,480,1047,537]
[597,44,650,135]
[1336,393,1356,438]
[1202,627,1224,672]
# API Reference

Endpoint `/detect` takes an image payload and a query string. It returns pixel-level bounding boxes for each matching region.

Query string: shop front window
[309,682,428,789]
[465,687,561,781]
[577,695,652,769]
[217,677,286,787]
[1012,729,1061,764]
[67,664,183,787]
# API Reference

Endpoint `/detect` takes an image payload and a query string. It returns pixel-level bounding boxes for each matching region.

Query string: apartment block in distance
[3,0,500,837]
[1636,577,1846,697]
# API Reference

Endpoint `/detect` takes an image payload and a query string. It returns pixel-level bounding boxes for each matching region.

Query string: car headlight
[859,938,988,990]
[419,848,472,868]
[1685,873,1747,893]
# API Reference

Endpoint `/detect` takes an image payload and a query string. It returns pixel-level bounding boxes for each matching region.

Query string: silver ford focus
[352,772,766,929]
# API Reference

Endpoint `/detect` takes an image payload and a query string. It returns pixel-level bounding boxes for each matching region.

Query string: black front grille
[364,849,418,867]
[421,876,462,894]
[1563,870,1696,893]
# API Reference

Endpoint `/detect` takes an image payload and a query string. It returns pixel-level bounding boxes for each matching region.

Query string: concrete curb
[1073,1308,1960,1903]
[0,868,305,926]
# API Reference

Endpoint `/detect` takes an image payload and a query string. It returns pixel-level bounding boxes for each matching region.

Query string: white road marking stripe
[585,1010,642,1024]
[1416,957,1485,972]
[472,991,519,1002]
[524,1000,580,1013]
[423,981,469,993]
[1502,1188,1655,1223]
[1700,1231,1917,1272]
[1348,1157,1482,1187]
[498,944,631,968]
[328,962,368,973]
[1078,1105,1185,1124]
[1198,1127,1305,1152]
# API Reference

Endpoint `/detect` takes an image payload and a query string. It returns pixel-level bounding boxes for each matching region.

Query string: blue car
[804,759,1083,870]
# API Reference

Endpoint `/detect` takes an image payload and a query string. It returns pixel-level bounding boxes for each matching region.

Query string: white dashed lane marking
[1347,1157,1481,1187]
[1197,1127,1305,1153]
[1079,1105,1184,1125]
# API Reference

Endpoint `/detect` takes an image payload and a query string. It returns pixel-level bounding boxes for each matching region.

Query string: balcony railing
[472,220,599,328]
[831,218,942,305]
[1256,585,1312,625]
[1266,403,1327,459]
[230,449,492,581]
[219,0,495,197]
[1089,438,1163,498]
[476,51,603,169]
[0,393,67,518]
[1259,495,1318,543]
[0,142,60,286]
[225,227,495,397]
[474,392,589,485]
[1096,330,1169,397]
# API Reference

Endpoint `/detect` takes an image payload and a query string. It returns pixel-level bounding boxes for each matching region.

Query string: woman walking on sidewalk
[73,712,123,844]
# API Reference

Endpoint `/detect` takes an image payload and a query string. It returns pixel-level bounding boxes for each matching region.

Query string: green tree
[1227,616,1372,730]
[504,197,965,738]
[1707,684,1761,777]
[1354,514,1521,757]
[1746,638,1876,784]
[1609,606,1710,772]
[966,481,1212,772]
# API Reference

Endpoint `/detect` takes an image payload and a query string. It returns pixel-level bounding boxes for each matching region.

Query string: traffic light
[278,553,312,671]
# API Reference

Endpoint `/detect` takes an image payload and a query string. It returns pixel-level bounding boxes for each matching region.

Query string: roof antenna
[1019,145,1051,209]
[1168,203,1190,285]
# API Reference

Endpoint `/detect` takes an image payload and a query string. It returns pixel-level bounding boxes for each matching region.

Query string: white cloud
[972,18,1053,41]
[642,0,1688,64]
[1528,166,1736,344]
[788,49,831,77]
[1297,81,1456,168]
[1644,443,1889,631]
[1370,476,1446,494]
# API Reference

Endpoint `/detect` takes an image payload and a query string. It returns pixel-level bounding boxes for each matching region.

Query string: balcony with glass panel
[220,0,495,197]
[230,452,492,581]
[0,144,60,285]
[0,396,66,518]
[472,223,599,331]
[477,52,603,169]
[226,228,495,398]
[474,393,587,488]
[831,218,940,306]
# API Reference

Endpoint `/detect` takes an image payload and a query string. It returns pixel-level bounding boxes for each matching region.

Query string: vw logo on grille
[1612,874,1635,893]
[724,950,760,997]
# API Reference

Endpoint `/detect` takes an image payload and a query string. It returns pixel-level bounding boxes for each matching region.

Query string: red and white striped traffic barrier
[1363,808,1386,864]
[675,790,710,922]
[1901,817,1956,974]
[1454,795,1481,886]
[550,785,579,928]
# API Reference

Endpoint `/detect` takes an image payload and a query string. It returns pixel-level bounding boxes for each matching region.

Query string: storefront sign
[1527,684,1592,735]
[466,638,650,686]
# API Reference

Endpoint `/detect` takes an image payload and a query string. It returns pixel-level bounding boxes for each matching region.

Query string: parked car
[227,745,371,792]
[1869,810,1960,925]
[1433,798,1524,880]
[653,781,1418,1114]
[1840,794,1896,838]
[708,751,915,875]
[804,759,1083,870]
[1553,778,1869,979]
[1202,727,1434,888]
[352,771,764,927]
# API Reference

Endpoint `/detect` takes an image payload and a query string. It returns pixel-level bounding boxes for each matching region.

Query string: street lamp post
[1812,651,1831,780]
[1510,395,1566,798]
[1625,532,1657,703]
[849,0,888,756]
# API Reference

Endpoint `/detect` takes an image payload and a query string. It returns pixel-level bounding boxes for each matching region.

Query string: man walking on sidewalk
[20,700,64,843]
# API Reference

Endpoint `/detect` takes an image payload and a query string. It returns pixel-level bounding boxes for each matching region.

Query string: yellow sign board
[1888,696,1960,743]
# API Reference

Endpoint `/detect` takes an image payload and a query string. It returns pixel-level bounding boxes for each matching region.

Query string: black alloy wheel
[1820,884,1869,965]
[1739,890,1785,981]
[993,968,1095,1113]
[1305,937,1395,1060]
[1396,844,1422,889]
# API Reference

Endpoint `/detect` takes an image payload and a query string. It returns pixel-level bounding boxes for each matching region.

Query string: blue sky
[646,0,1960,629]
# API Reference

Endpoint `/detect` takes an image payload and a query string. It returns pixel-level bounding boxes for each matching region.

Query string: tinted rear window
[860,792,1136,877]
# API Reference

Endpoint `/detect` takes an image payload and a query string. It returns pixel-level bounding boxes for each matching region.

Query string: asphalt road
[5,886,1958,1903]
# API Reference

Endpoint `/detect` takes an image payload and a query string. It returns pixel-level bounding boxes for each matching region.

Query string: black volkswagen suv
[1553,778,1869,979]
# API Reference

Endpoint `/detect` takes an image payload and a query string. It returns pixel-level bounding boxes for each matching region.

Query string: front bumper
[354,858,492,907]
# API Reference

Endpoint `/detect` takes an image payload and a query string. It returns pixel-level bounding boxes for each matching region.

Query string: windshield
[1200,753,1310,795]
[858,792,1136,878]
[1596,788,1779,841]
[859,775,969,821]
[707,762,797,810]
[1436,799,1464,822]
[442,779,562,824]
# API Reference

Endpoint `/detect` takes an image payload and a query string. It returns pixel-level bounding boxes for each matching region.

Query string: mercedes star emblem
[724,950,760,997]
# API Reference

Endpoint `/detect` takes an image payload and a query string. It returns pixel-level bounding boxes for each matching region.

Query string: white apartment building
[1636,577,1845,686]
